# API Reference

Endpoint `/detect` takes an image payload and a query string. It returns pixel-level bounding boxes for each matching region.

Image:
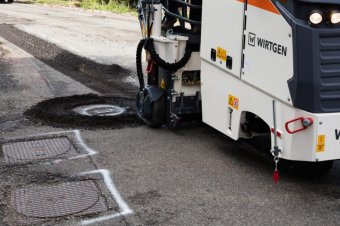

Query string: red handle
[146,60,153,74]
[285,117,313,134]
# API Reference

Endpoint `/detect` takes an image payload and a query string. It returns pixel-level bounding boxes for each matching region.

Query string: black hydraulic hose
[136,38,192,91]
[169,0,201,9]
[162,7,201,25]
[144,38,192,71]
[136,39,146,91]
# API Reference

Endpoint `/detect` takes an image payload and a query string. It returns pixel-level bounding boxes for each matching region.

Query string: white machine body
[138,0,340,163]
[201,0,340,162]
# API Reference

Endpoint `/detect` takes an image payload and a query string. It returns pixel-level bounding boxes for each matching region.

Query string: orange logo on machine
[228,94,239,110]
[237,0,280,15]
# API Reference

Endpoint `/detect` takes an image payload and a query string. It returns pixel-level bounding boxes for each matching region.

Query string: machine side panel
[201,60,317,161]
[200,0,245,78]
[242,4,293,104]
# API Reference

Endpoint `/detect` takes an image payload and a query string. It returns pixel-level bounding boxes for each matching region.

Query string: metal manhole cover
[1,137,77,164]
[10,181,107,218]
[72,104,127,117]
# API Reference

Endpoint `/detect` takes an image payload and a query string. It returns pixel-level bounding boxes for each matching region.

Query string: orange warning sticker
[217,47,227,62]
[316,135,325,153]
[228,94,239,110]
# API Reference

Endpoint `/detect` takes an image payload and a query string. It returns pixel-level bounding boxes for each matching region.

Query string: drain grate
[1,137,77,164]
[10,181,108,218]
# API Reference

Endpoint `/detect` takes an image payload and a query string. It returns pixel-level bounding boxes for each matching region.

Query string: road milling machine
[136,0,340,176]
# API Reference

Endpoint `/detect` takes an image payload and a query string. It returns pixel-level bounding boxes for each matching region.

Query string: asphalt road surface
[1,2,340,226]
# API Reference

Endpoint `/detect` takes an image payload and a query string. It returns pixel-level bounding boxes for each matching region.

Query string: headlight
[330,11,340,24]
[309,10,323,25]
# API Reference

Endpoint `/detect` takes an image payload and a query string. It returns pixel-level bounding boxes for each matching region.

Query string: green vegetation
[81,0,135,14]
[32,0,137,15]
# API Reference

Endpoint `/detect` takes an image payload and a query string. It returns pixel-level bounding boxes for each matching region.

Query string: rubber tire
[284,160,334,176]
[147,96,166,128]
[8,0,13,3]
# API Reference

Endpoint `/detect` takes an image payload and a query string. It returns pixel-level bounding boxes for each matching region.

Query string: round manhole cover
[2,137,76,164]
[11,181,100,218]
[24,94,143,129]
[73,104,126,117]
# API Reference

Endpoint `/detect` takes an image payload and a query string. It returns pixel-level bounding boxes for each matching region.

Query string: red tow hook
[146,59,154,74]
[285,117,314,134]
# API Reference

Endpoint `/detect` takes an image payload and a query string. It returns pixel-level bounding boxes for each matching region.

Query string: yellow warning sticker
[217,47,227,62]
[160,79,166,90]
[316,135,325,153]
[228,94,239,110]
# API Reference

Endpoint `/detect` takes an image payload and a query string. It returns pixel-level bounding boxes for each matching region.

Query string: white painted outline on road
[9,129,98,159]
[80,169,133,225]
[2,130,98,163]
[72,130,97,157]
[72,104,126,117]
[2,130,134,224]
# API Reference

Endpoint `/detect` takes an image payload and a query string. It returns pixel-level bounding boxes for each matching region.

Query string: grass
[31,0,136,15]
[81,0,135,14]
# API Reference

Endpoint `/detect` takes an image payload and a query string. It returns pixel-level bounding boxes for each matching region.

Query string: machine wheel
[136,91,166,128]
[148,96,166,127]
[284,160,334,176]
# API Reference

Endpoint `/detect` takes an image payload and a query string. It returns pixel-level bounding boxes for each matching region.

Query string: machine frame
[136,0,340,174]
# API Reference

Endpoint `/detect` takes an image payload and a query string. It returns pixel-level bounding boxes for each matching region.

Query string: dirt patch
[24,94,143,129]
[128,190,162,206]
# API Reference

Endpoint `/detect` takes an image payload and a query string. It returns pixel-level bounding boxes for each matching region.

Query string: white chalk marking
[80,169,133,225]
[72,104,126,117]
[41,130,98,157]
[38,130,76,136]
[33,129,97,156]
[73,130,97,156]
[4,131,133,224]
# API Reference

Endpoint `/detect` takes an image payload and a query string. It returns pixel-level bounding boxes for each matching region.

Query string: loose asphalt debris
[24,94,143,129]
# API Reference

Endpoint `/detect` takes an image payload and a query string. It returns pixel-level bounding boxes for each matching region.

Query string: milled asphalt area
[0,3,140,70]
[1,3,340,226]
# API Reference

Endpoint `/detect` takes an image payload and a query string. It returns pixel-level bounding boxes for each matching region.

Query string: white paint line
[30,130,97,156]
[49,130,97,161]
[80,169,133,225]
[74,130,97,156]
[3,131,132,224]
[81,212,129,226]
[37,130,77,136]
[73,104,126,117]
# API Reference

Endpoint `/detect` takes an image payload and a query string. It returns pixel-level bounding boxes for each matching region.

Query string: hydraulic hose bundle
[136,38,192,90]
